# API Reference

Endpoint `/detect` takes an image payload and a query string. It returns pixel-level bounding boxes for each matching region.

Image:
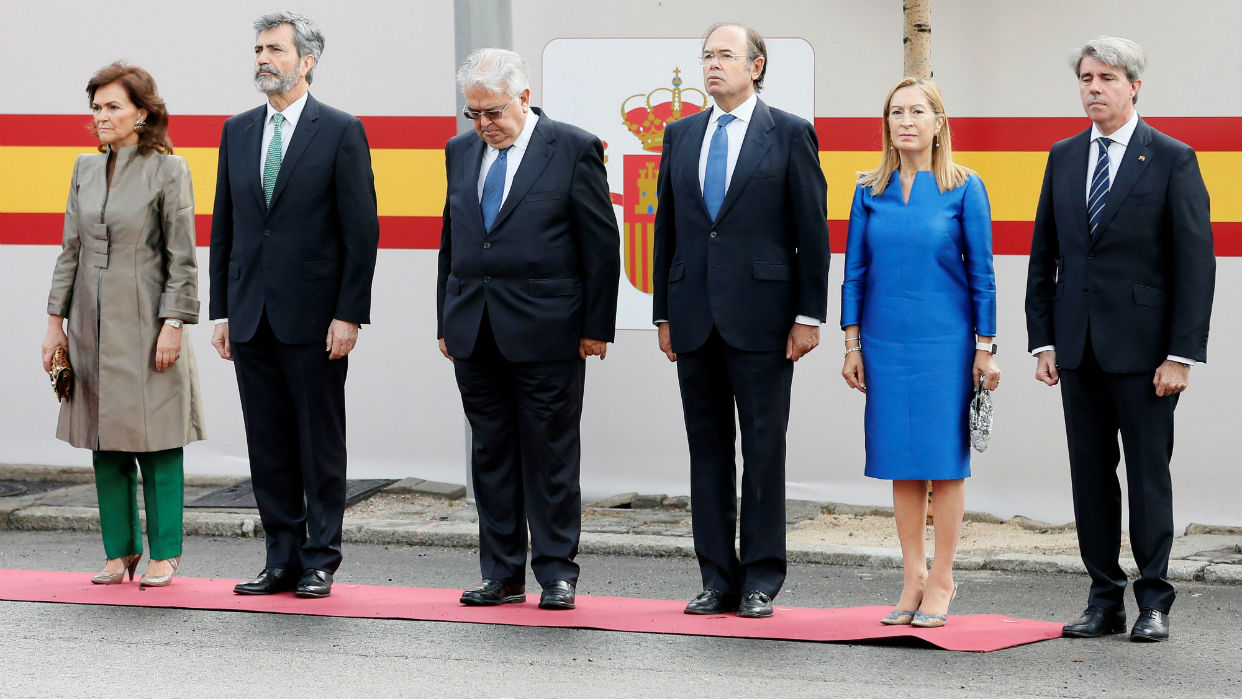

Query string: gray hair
[254,10,325,84]
[457,48,529,97]
[1071,35,1147,83]
[702,22,768,92]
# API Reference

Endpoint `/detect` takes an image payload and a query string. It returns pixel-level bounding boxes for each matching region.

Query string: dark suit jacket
[1025,117,1214,372]
[652,99,830,353]
[209,94,380,344]
[437,108,620,363]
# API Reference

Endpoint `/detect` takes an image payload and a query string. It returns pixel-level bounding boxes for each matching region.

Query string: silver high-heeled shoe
[911,584,959,628]
[91,553,142,585]
[880,608,917,625]
[138,556,180,588]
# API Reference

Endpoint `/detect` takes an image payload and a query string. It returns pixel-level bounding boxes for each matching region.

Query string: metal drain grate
[185,479,396,509]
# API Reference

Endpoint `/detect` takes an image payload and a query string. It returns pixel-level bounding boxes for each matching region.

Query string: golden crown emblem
[621,69,708,153]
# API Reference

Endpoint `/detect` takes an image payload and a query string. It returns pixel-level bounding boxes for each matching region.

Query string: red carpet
[0,569,1062,652]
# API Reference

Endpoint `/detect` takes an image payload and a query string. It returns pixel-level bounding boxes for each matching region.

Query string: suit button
[482,241,491,249]
[709,231,718,238]
[1087,252,1095,260]
[483,276,492,283]
[263,229,271,237]
[1082,288,1089,295]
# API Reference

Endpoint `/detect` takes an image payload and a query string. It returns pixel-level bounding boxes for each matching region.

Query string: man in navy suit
[1026,36,1215,642]
[209,11,379,599]
[437,48,619,611]
[652,23,830,618]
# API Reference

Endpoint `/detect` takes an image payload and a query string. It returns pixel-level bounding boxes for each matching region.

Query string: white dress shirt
[1030,111,1192,365]
[476,110,539,206]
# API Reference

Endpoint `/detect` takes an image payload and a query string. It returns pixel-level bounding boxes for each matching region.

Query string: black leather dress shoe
[684,587,739,615]
[737,591,774,618]
[539,581,576,610]
[460,579,526,606]
[233,567,300,595]
[1130,608,1170,642]
[1062,606,1128,637]
[294,569,334,598]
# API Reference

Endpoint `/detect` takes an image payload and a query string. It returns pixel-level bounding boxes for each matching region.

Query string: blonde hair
[857,77,974,196]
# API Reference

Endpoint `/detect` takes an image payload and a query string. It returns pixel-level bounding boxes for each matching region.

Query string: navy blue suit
[652,99,830,598]
[209,94,379,574]
[1025,117,1214,613]
[437,109,619,585]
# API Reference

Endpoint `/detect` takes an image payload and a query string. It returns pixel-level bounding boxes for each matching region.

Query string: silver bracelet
[844,347,862,356]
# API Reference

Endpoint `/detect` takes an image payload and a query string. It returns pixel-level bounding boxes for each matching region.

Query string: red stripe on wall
[4,214,1238,256]
[0,114,457,150]
[1,213,443,250]
[815,117,1242,152]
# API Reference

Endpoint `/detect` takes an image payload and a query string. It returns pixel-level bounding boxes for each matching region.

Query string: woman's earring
[134,118,147,133]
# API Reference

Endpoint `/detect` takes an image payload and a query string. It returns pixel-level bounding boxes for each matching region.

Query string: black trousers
[231,312,348,574]
[1059,341,1178,613]
[675,328,793,598]
[453,313,585,586]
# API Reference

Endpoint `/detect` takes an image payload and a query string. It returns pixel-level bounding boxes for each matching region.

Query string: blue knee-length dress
[841,171,996,480]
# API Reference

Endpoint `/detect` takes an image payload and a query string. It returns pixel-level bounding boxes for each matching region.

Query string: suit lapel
[268,94,321,212]
[714,99,774,223]
[489,110,555,233]
[467,137,489,233]
[1062,130,1091,242]
[243,107,266,210]
[1091,118,1153,247]
[680,112,712,221]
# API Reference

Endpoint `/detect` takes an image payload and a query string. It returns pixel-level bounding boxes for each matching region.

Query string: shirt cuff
[212,318,229,325]
[794,315,821,327]
[1167,355,1196,366]
[653,319,667,326]
[1030,345,1055,357]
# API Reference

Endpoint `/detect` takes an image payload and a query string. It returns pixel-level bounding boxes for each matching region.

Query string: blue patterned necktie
[263,112,285,207]
[480,146,511,230]
[1088,137,1111,236]
[703,113,737,221]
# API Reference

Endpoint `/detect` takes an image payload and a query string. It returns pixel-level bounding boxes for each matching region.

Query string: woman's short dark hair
[86,62,173,155]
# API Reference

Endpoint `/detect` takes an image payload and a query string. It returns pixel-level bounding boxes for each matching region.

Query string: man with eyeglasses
[437,48,619,611]
[652,23,829,618]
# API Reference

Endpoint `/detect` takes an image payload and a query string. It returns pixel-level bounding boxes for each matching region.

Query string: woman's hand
[842,351,866,393]
[154,323,182,371]
[973,351,1000,391]
[42,316,68,373]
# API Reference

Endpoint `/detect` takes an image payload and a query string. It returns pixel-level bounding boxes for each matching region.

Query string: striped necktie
[263,113,285,207]
[703,113,737,221]
[1088,136,1111,236]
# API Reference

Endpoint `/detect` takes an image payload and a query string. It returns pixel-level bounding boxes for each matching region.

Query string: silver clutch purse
[969,377,993,453]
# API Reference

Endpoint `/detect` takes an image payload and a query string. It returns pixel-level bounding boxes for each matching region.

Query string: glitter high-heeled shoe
[138,556,180,588]
[911,584,958,628]
[91,553,142,585]
[880,608,918,625]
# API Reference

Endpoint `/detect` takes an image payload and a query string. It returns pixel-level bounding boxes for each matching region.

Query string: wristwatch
[975,341,997,355]
[163,319,183,329]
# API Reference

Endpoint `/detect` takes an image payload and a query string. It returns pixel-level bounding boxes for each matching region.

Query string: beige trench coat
[46,145,206,451]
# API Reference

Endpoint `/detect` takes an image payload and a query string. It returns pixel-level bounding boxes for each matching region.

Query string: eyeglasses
[699,52,754,66]
[463,96,515,121]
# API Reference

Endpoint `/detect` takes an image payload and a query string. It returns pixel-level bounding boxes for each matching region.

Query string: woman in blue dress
[840,78,1000,627]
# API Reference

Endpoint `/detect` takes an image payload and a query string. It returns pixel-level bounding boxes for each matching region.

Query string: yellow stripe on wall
[820,151,1240,222]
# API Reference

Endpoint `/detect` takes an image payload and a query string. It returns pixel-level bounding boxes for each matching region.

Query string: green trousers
[92,448,184,560]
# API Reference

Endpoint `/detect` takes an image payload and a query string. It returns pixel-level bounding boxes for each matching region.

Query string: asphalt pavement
[2,530,1240,698]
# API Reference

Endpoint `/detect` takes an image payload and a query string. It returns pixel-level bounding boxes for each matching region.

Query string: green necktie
[263,112,285,207]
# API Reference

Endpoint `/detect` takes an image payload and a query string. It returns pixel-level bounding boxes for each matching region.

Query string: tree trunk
[903,0,932,78]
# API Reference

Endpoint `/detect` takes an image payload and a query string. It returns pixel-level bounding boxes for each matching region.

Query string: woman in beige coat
[40,63,205,587]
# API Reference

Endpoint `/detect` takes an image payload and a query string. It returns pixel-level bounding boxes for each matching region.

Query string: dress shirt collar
[1090,110,1138,146]
[710,92,758,126]
[266,91,309,128]
[486,109,539,157]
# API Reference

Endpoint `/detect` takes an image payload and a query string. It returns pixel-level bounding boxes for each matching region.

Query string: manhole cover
[0,483,28,497]
[186,479,396,509]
